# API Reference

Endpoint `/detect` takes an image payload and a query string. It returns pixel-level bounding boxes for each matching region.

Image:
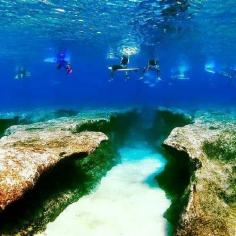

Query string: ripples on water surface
[0,0,235,60]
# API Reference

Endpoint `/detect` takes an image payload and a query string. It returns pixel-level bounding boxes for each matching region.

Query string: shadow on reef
[76,110,140,147]
[146,109,193,149]
[0,117,22,137]
[148,109,194,234]
[156,146,193,234]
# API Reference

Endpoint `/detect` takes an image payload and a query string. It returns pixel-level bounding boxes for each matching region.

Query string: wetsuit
[111,55,129,71]
[57,53,72,74]
[110,55,129,80]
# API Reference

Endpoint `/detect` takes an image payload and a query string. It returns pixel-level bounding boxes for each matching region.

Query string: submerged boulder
[0,118,108,211]
[164,113,236,236]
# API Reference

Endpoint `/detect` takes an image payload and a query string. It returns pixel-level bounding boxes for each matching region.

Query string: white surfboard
[44,55,71,63]
[44,57,57,63]
[171,74,190,80]
[108,67,139,72]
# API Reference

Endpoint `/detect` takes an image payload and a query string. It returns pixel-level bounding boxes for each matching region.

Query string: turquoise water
[38,142,171,236]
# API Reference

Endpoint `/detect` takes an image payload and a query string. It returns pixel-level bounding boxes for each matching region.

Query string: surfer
[57,52,73,74]
[219,68,236,80]
[109,55,130,81]
[140,59,160,80]
[15,67,31,80]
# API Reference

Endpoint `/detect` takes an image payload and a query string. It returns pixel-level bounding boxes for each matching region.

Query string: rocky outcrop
[0,109,141,235]
[0,118,108,211]
[164,114,236,236]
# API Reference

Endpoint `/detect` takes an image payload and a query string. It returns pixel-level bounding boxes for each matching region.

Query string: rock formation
[0,117,108,211]
[164,113,236,236]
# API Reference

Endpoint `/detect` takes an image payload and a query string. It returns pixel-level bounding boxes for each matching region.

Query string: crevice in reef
[0,108,194,235]
[0,110,140,235]
[150,109,194,235]
[76,110,140,147]
[156,146,193,234]
[145,109,193,149]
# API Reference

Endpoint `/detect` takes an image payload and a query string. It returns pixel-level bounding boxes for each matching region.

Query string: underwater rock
[0,119,108,211]
[164,115,236,236]
[0,109,138,234]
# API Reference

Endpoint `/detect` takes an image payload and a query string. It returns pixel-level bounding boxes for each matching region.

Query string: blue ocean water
[1,2,236,235]
[0,0,236,111]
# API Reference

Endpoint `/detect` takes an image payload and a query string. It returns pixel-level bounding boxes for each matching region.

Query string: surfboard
[171,74,190,80]
[44,55,71,63]
[108,67,139,72]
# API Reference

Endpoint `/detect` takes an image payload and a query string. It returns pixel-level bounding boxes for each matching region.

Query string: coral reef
[4,107,235,235]
[163,112,236,236]
[0,118,108,211]
[0,109,132,235]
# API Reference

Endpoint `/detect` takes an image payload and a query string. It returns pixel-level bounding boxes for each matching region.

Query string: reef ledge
[0,117,108,211]
[164,112,236,236]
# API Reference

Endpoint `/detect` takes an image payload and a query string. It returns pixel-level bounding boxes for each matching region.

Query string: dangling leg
[156,69,161,81]
[109,70,114,81]
[125,71,130,80]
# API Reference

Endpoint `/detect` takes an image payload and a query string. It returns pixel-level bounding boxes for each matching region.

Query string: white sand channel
[38,142,171,236]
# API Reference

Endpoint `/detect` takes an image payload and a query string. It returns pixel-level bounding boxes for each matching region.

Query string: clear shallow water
[38,142,170,236]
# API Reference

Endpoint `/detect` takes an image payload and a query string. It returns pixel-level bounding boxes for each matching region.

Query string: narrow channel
[39,139,172,236]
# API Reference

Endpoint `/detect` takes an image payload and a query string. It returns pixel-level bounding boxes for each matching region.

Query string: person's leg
[109,70,115,81]
[157,69,161,80]
[125,71,130,80]
[139,67,147,80]
[57,63,62,69]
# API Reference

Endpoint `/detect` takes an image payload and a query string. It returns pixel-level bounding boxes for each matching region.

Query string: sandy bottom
[38,143,171,236]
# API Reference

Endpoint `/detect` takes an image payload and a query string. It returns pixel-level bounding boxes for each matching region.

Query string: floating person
[56,52,73,74]
[205,62,236,81]
[140,59,161,81]
[44,52,72,74]
[217,68,236,86]
[171,64,190,81]
[108,55,139,81]
[171,73,190,80]
[204,61,216,74]
[14,67,31,80]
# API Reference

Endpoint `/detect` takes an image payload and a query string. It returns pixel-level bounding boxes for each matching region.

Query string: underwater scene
[0,0,235,236]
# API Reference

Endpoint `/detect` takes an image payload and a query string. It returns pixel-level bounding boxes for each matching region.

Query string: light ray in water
[171,62,190,80]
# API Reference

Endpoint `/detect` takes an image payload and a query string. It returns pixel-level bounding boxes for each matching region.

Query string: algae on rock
[0,115,119,235]
[163,113,236,236]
